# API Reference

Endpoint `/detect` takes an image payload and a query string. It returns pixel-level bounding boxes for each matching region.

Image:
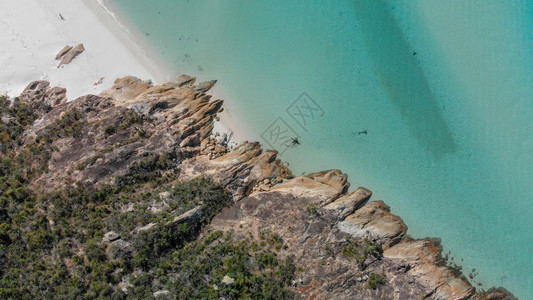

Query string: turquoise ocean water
[106,0,533,298]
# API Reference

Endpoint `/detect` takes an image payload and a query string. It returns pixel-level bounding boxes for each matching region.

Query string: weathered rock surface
[102,231,121,243]
[19,80,67,108]
[131,223,156,235]
[384,239,474,300]
[194,80,217,92]
[176,74,196,87]
[340,201,407,249]
[15,76,515,300]
[221,275,235,285]
[324,187,372,219]
[210,174,468,299]
[180,141,291,200]
[153,290,171,299]
[19,76,230,190]
[168,206,202,226]
[472,288,518,300]
[56,43,85,67]
[55,45,73,60]
[269,170,348,205]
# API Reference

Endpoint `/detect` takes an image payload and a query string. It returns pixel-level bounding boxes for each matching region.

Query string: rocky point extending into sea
[8,75,516,299]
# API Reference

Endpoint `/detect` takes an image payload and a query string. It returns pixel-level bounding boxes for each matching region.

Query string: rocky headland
[0,76,516,299]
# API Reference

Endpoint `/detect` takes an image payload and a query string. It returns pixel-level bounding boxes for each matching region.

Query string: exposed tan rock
[55,45,73,60]
[1,113,13,124]
[180,141,291,199]
[209,175,452,299]
[57,43,85,68]
[19,80,67,110]
[194,80,217,92]
[309,169,350,201]
[168,206,202,226]
[100,76,153,104]
[270,169,348,205]
[339,201,407,248]
[45,87,68,107]
[153,290,171,299]
[473,288,518,300]
[93,77,105,86]
[131,223,156,235]
[19,76,228,190]
[324,187,372,219]
[221,275,235,285]
[384,239,474,299]
[176,74,196,87]
[102,231,120,243]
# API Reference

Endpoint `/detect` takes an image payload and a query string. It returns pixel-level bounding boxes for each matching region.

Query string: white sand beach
[0,0,166,98]
[0,0,247,143]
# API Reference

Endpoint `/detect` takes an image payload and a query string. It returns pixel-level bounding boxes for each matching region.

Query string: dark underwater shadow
[353,0,456,159]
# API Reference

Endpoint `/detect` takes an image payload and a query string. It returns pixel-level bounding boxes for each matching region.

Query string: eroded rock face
[384,239,474,300]
[180,141,291,200]
[55,45,73,60]
[56,43,85,67]
[19,80,67,109]
[324,187,372,219]
[339,201,407,249]
[209,173,473,299]
[19,76,230,190]
[176,74,196,87]
[269,170,348,205]
[16,77,514,299]
[473,288,518,300]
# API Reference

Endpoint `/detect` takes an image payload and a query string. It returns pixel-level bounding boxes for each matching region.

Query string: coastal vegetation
[0,95,296,299]
[342,237,383,269]
[367,273,387,290]
[0,78,517,299]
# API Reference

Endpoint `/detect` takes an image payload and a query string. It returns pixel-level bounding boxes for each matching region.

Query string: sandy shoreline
[93,0,255,143]
[1,0,160,98]
[0,0,250,143]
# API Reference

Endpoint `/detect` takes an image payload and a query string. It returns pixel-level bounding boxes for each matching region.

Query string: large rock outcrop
[210,172,468,299]
[339,201,407,249]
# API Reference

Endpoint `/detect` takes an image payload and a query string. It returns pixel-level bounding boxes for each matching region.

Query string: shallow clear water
[107,0,533,297]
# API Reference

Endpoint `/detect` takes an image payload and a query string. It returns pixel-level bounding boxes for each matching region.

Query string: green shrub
[104,125,116,136]
[363,238,382,258]
[368,272,386,290]
[342,237,383,268]
[255,252,278,269]
[306,202,318,215]
[343,243,360,258]
[118,109,144,129]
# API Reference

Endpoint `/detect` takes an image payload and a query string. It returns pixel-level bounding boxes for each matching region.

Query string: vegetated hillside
[0,78,298,299]
[0,77,516,299]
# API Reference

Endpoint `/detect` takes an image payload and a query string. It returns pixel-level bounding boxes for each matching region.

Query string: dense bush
[115,153,175,189]
[165,231,295,299]
[368,272,386,290]
[0,96,39,152]
[342,237,383,269]
[0,128,242,299]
